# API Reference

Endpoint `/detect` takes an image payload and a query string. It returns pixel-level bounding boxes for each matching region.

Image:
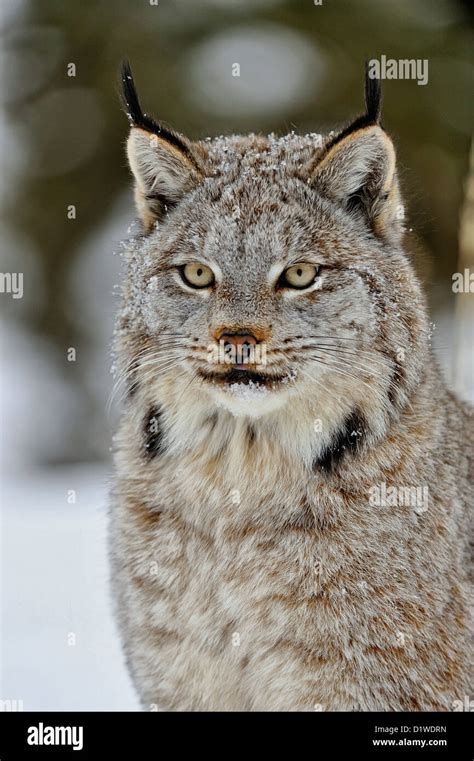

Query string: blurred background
[1,0,472,710]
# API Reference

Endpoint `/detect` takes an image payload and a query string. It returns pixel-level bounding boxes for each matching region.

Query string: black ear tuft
[323,63,383,151]
[119,60,196,161]
[364,60,382,124]
[120,60,157,132]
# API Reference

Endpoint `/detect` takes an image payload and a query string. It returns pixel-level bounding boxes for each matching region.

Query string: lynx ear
[121,61,204,232]
[311,67,402,242]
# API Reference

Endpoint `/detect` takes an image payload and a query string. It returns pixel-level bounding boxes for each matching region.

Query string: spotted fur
[109,65,473,711]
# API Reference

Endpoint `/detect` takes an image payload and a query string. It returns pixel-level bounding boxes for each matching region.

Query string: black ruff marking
[314,412,365,473]
[247,425,256,446]
[144,406,165,459]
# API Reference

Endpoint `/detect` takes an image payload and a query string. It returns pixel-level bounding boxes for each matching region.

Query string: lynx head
[117,62,429,466]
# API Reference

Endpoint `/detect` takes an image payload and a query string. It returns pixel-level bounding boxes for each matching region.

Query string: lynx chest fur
[110,64,473,711]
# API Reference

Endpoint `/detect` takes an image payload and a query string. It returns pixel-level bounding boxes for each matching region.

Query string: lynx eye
[280,263,320,290]
[181,262,215,289]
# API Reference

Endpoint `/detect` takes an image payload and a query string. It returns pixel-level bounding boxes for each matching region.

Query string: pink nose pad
[219,332,258,366]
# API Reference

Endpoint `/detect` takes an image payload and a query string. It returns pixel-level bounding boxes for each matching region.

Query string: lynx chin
[109,62,473,711]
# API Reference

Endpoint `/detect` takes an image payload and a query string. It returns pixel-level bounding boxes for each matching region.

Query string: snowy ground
[1,464,139,711]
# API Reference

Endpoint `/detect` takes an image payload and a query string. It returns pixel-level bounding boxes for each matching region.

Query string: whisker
[307,351,391,382]
[108,343,188,415]
[303,358,391,410]
[273,344,391,372]
[296,367,345,411]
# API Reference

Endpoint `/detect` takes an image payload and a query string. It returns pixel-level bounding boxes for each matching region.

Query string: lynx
[110,62,473,711]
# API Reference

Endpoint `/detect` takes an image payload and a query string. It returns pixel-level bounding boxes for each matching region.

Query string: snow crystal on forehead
[203,131,324,177]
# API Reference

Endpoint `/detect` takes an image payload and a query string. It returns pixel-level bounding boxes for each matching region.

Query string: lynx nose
[215,330,260,368]
[219,331,258,350]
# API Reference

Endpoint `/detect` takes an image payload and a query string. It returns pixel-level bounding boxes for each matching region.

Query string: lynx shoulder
[110,63,473,711]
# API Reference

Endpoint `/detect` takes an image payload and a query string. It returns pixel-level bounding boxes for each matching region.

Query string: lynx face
[119,64,429,433]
